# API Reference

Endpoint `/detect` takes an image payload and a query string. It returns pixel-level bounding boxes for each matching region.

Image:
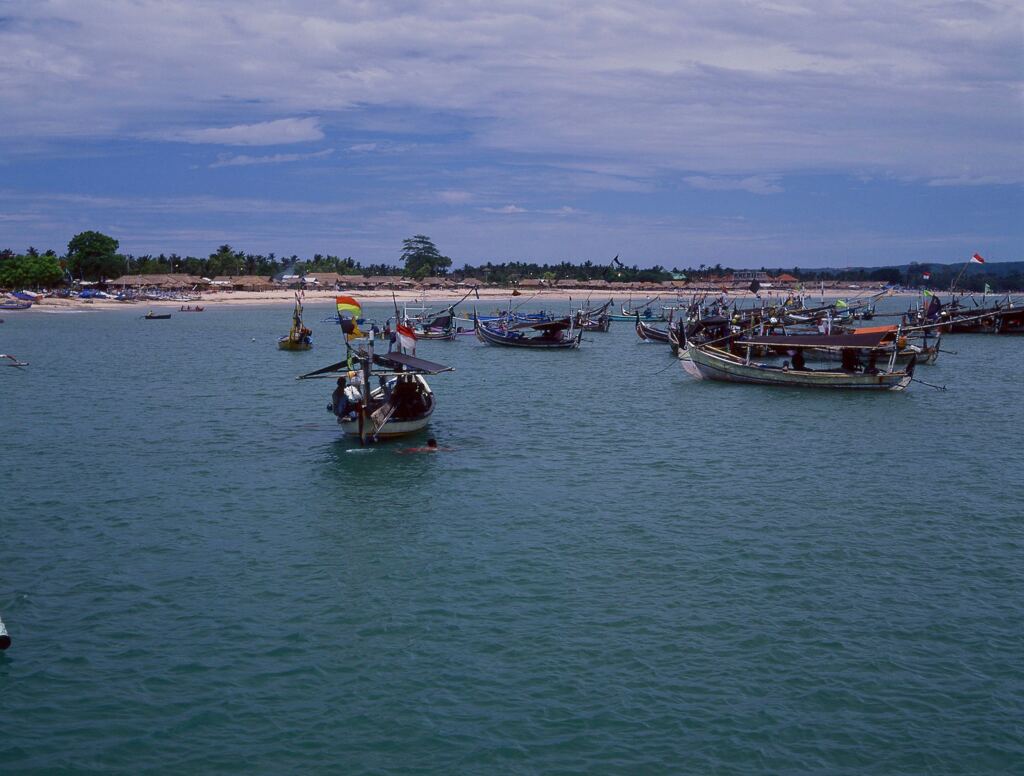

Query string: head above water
[427,438,438,448]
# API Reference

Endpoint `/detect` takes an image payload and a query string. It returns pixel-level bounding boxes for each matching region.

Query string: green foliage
[0,253,64,288]
[67,230,123,281]
[400,235,452,279]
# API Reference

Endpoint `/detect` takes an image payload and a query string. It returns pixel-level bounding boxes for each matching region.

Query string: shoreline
[15,286,929,313]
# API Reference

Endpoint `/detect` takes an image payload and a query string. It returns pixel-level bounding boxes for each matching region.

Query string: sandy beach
[17,285,904,313]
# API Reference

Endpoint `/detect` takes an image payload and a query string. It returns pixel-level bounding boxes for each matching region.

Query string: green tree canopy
[67,230,123,281]
[400,235,452,279]
[0,253,64,288]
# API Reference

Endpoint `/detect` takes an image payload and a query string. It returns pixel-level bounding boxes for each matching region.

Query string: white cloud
[166,118,324,146]
[210,148,334,167]
[684,176,784,195]
[482,204,527,214]
[0,1,1018,183]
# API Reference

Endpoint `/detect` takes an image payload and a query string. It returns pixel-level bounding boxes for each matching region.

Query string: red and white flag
[396,323,417,354]
[971,253,986,264]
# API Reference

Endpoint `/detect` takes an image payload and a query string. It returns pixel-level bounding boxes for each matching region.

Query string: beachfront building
[211,275,278,291]
[107,273,207,290]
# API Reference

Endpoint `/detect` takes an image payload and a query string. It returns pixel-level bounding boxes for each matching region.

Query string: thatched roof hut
[213,275,277,291]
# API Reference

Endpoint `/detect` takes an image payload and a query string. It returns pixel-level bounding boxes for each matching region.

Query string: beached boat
[0,301,32,310]
[278,294,312,350]
[475,316,583,349]
[682,336,915,391]
[143,311,171,319]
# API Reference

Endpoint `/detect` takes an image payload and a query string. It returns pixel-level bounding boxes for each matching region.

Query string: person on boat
[791,349,807,371]
[841,349,862,372]
[331,377,361,419]
[331,377,349,417]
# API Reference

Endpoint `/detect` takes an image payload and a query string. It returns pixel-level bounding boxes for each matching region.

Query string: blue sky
[1,0,1021,268]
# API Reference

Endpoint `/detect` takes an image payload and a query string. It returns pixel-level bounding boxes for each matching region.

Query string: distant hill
[781,260,1024,292]
[810,260,1024,277]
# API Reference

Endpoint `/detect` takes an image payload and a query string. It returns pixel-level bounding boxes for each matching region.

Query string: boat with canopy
[298,297,453,444]
[475,315,583,349]
[682,330,916,391]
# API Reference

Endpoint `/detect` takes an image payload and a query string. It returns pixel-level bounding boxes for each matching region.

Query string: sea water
[1,300,1021,773]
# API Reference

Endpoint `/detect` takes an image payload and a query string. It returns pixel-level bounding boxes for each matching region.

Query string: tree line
[1,231,1019,292]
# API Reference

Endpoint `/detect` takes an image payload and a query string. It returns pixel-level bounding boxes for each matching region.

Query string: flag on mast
[971,253,986,264]
[336,296,363,340]
[396,323,417,354]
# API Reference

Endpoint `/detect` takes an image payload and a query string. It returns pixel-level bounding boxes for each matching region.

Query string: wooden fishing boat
[635,314,671,343]
[578,314,611,332]
[682,337,915,391]
[143,311,171,319]
[0,301,32,310]
[278,294,312,350]
[179,305,204,312]
[574,299,612,331]
[413,307,457,340]
[300,347,453,444]
[475,316,583,349]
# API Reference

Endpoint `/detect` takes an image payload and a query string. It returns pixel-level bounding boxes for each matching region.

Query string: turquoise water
[1,301,1022,773]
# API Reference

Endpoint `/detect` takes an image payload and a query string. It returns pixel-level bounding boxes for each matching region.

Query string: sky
[1,0,1021,268]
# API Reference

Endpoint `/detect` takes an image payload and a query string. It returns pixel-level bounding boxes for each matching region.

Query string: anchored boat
[278,293,312,350]
[682,332,916,391]
[299,298,453,444]
[475,316,582,349]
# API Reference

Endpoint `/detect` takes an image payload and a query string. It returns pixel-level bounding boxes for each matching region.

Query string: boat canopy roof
[510,317,572,332]
[738,332,894,349]
[372,351,453,374]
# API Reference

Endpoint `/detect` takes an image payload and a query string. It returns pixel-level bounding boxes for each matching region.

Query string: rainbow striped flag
[336,296,361,317]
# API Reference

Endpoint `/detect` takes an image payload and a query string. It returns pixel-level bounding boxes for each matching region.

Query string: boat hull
[636,318,670,343]
[278,337,312,350]
[337,375,435,440]
[476,323,582,349]
[683,343,913,391]
[339,413,432,439]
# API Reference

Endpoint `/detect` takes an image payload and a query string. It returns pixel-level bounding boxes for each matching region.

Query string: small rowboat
[144,312,172,319]
[0,301,32,310]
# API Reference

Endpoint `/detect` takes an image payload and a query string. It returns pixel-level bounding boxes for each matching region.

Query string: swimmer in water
[397,438,452,454]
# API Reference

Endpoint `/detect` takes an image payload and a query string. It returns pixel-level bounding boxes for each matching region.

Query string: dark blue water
[2,301,1022,773]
